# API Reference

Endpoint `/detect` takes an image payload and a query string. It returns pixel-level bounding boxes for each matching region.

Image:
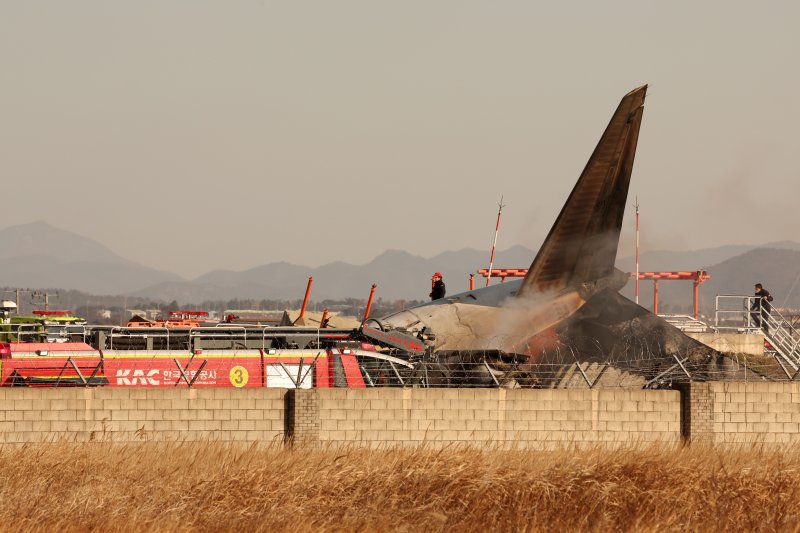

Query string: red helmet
[433,272,442,279]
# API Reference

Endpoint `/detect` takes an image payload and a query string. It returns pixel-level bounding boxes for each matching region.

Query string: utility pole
[4,288,32,314]
[31,290,57,311]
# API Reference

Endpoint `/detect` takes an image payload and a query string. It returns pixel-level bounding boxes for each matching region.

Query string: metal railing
[714,294,800,374]
[0,322,90,343]
[759,305,800,373]
[100,325,358,351]
[659,314,709,332]
[714,295,763,332]
[3,323,356,350]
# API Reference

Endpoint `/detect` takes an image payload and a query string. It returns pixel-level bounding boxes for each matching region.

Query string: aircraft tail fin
[518,85,647,298]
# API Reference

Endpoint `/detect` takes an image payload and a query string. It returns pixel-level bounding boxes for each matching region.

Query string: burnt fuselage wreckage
[363,85,722,388]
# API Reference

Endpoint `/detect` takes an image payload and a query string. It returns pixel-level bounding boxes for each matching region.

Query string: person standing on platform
[751,283,774,334]
[430,272,446,301]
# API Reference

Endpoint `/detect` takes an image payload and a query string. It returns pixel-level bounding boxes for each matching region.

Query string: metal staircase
[756,301,800,373]
[714,295,800,374]
[660,314,709,333]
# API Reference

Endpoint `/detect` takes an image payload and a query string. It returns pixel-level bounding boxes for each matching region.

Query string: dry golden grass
[0,442,799,531]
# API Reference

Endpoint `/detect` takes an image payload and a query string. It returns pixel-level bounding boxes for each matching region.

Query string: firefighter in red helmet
[430,272,446,301]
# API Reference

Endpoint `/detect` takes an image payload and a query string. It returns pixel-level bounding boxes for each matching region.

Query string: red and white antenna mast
[634,197,640,305]
[485,196,506,287]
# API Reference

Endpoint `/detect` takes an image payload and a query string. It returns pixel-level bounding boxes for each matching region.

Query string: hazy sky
[2,1,798,278]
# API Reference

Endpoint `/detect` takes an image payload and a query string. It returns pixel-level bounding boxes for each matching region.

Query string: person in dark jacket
[751,283,774,333]
[430,272,446,301]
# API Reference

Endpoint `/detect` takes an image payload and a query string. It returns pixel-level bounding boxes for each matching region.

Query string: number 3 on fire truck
[229,366,249,388]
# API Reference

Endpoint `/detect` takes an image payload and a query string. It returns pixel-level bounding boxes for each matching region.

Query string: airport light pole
[485,196,506,287]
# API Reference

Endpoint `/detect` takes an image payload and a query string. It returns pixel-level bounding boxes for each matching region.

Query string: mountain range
[0,222,182,294]
[1,221,799,311]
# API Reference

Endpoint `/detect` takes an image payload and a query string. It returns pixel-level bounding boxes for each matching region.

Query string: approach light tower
[485,196,506,287]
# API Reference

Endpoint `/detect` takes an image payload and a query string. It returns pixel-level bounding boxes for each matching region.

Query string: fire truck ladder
[754,299,800,375]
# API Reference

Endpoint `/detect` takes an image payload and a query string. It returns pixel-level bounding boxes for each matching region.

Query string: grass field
[0,442,798,531]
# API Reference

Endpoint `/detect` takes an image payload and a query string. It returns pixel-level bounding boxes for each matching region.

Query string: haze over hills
[616,241,800,273]
[1,222,799,309]
[138,243,800,306]
[0,221,125,263]
[622,248,800,315]
[0,222,183,294]
[132,247,537,302]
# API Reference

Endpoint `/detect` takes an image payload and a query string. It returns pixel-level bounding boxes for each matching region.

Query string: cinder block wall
[5,383,799,447]
[686,332,766,356]
[0,388,286,444]
[315,388,681,448]
[707,382,800,444]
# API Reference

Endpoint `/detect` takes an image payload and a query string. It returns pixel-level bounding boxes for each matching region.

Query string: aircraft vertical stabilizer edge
[369,85,724,388]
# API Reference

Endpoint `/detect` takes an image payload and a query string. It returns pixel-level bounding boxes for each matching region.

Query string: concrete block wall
[708,382,800,444]
[315,388,682,448]
[3,383,800,447]
[687,332,766,356]
[0,388,286,444]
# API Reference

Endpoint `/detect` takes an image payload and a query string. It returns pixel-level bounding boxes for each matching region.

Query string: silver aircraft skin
[371,86,647,355]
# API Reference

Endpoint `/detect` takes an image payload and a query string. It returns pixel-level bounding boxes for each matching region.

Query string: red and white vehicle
[0,328,416,389]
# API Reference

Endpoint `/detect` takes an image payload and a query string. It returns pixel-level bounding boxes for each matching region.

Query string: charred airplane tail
[518,85,647,299]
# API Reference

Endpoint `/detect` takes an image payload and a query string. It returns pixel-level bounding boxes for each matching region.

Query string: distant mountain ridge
[132,246,538,301]
[0,222,183,294]
[616,241,800,273]
[0,221,125,263]
[619,246,800,313]
[2,221,799,307]
[131,241,800,305]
